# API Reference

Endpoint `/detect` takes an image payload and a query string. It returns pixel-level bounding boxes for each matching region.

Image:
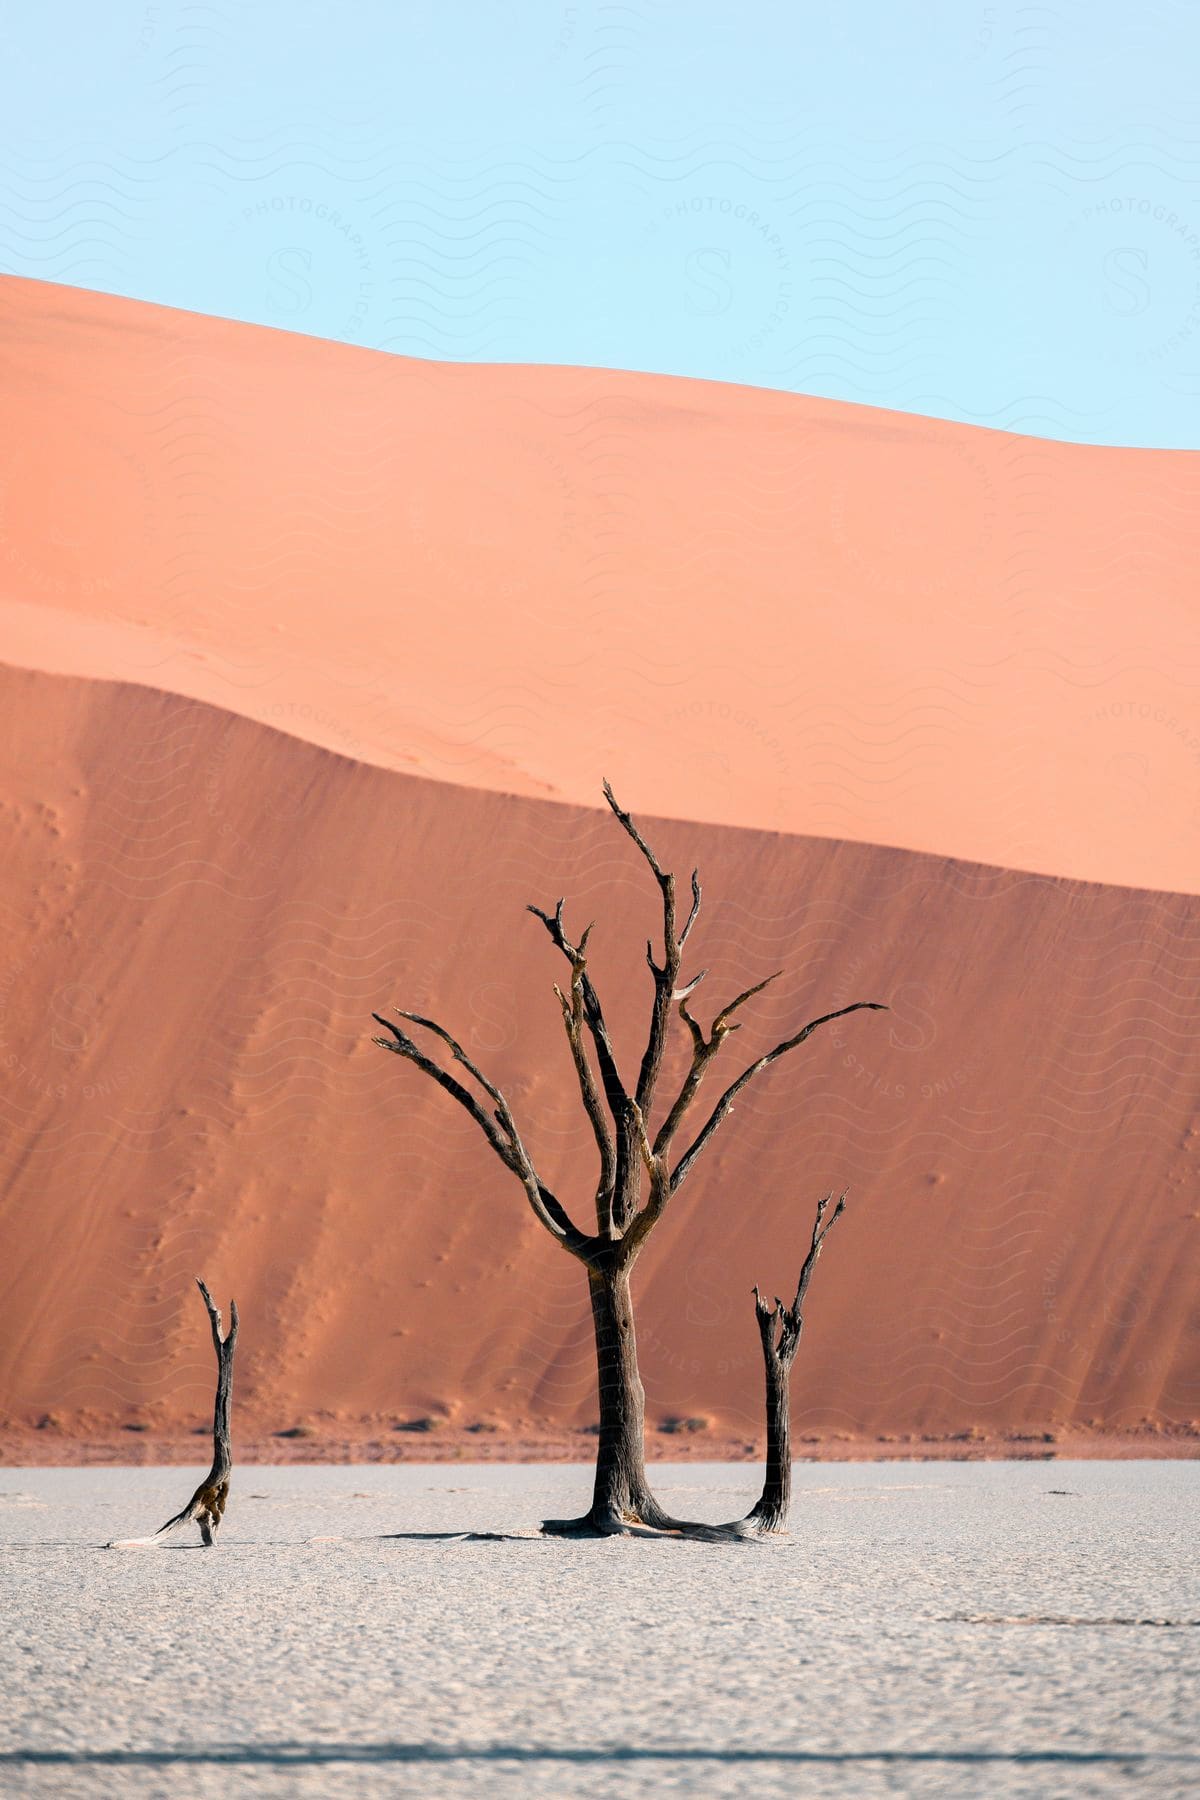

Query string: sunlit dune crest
[2,276,1199,892]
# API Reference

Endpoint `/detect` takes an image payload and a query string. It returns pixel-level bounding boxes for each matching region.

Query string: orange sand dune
[2,277,1199,891]
[1,665,1197,1448]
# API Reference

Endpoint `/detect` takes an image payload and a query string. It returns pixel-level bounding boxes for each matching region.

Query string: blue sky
[3,2,1199,446]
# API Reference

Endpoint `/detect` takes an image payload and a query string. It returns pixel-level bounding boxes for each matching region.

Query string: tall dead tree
[373,784,883,1536]
[155,1278,238,1547]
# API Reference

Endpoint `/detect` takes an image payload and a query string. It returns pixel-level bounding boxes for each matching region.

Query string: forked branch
[602,780,699,1122]
[372,1012,518,1171]
[528,898,637,1225]
[527,901,627,1124]
[551,923,617,1231]
[652,970,783,1160]
[372,1010,589,1253]
[671,1003,888,1193]
[755,1189,847,1368]
[623,1099,672,1257]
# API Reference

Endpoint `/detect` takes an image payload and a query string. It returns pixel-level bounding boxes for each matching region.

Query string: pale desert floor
[0,1463,1196,1799]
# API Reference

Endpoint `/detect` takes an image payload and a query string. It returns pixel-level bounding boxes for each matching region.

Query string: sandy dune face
[0,278,1197,1453]
[2,277,1199,892]
[0,667,1197,1447]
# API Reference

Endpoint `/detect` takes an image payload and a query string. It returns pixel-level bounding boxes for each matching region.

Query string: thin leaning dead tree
[373,783,884,1538]
[155,1279,238,1547]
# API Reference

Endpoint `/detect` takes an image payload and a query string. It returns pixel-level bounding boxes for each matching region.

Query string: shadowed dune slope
[2,277,1200,891]
[2,666,1197,1442]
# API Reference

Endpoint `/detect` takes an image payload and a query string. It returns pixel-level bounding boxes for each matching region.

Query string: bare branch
[623,1101,672,1257]
[534,1180,591,1246]
[528,899,635,1221]
[680,870,702,946]
[392,1010,516,1131]
[373,1013,520,1172]
[792,1188,848,1318]
[678,997,706,1054]
[194,1277,238,1359]
[372,1011,588,1252]
[602,779,669,883]
[651,970,782,1161]
[601,781,694,1127]
[752,1282,781,1358]
[553,941,617,1233]
[713,970,783,1033]
[753,1189,848,1368]
[527,902,629,1130]
[671,1002,888,1192]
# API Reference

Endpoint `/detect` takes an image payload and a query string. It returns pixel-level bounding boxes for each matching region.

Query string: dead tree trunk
[155,1278,238,1547]
[372,781,885,1539]
[545,1261,674,1534]
[742,1192,846,1537]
